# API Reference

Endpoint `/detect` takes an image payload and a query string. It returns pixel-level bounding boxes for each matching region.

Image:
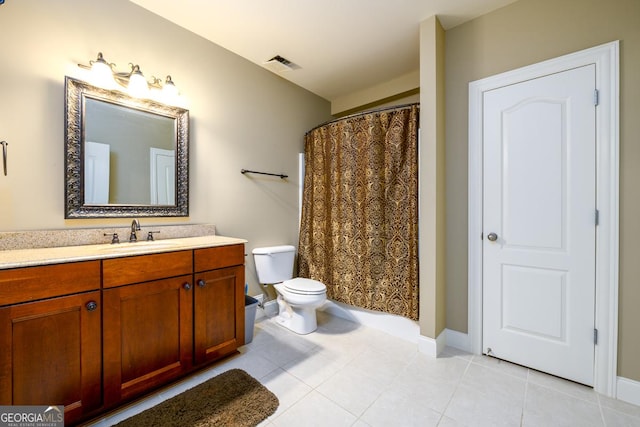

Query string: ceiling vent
[262,55,300,73]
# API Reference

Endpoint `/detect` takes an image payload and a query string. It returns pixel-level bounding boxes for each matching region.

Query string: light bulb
[127,65,149,98]
[90,52,116,89]
[161,75,179,103]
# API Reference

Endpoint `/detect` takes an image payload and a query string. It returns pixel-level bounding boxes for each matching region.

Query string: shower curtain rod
[305,102,419,135]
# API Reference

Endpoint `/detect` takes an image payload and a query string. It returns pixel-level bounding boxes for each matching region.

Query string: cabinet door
[0,291,102,426]
[103,275,193,407]
[194,265,245,365]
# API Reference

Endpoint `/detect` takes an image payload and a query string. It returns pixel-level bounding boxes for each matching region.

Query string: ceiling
[130,0,518,103]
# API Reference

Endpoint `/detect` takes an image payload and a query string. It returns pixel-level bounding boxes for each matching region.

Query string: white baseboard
[418,335,440,357]
[418,329,447,357]
[263,300,278,317]
[418,328,472,358]
[255,299,278,320]
[445,328,472,353]
[418,335,437,357]
[617,376,640,406]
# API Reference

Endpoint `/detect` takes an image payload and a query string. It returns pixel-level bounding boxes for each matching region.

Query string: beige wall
[444,0,640,380]
[331,71,419,116]
[0,0,331,296]
[419,16,447,339]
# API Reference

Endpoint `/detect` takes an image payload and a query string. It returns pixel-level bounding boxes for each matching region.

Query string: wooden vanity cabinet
[102,251,193,407]
[0,261,102,426]
[0,242,246,423]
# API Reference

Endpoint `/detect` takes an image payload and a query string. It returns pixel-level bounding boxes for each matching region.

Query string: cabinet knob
[183,282,191,291]
[86,301,98,311]
[197,279,206,288]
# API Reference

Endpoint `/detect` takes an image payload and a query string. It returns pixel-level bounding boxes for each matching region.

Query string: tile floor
[89,312,640,427]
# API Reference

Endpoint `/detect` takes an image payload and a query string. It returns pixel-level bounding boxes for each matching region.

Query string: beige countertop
[0,235,247,270]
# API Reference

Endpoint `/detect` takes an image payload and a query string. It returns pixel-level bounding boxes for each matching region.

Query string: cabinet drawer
[194,244,244,272]
[0,261,101,306]
[103,251,193,288]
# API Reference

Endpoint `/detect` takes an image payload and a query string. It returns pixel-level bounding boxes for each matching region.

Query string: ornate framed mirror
[64,77,189,218]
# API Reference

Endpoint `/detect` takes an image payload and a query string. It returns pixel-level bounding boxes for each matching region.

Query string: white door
[84,141,110,204]
[482,64,596,385]
[150,148,175,205]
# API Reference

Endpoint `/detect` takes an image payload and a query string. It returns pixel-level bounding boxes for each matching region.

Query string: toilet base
[275,308,318,334]
[275,296,319,334]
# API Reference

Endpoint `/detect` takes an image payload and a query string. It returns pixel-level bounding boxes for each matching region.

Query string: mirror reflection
[84,99,176,205]
[65,76,189,218]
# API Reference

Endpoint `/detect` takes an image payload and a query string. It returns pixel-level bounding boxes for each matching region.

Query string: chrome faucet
[129,219,141,242]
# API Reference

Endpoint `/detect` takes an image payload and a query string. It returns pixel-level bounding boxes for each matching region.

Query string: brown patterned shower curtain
[298,103,419,320]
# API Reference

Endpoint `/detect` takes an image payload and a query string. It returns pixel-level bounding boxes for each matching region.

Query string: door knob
[183,282,191,290]
[487,232,498,242]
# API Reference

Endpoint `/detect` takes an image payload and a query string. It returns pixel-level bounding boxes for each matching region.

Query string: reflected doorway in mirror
[150,147,176,205]
[84,141,110,204]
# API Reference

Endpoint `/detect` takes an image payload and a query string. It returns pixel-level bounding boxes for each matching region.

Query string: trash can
[244,295,259,344]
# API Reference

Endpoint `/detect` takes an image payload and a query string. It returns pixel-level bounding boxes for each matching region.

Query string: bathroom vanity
[0,236,246,426]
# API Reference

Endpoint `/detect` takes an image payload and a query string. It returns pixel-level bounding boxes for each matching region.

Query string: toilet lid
[282,278,326,295]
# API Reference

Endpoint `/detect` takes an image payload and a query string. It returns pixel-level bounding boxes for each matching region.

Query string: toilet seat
[282,278,326,295]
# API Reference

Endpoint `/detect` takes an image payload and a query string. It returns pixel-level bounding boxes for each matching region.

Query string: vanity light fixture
[78,52,179,102]
[86,52,116,89]
[126,64,149,98]
[158,76,178,98]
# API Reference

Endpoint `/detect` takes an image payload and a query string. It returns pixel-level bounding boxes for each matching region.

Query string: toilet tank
[252,245,296,284]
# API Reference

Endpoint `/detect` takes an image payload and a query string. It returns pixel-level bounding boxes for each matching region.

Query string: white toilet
[252,245,327,334]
